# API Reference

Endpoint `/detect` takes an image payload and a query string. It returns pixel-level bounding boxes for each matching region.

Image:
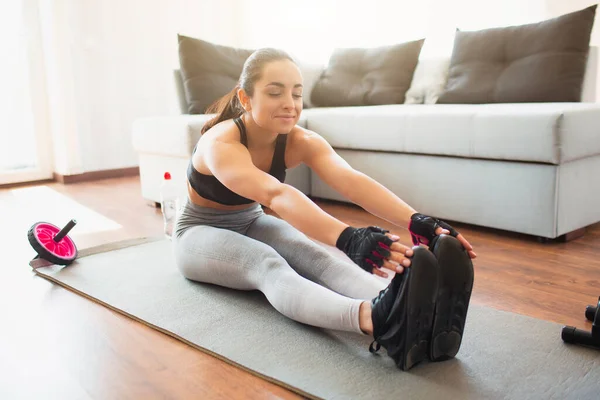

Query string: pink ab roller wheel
[27,219,78,266]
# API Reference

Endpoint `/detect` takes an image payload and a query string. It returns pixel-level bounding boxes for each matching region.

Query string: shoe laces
[370,286,396,353]
[368,288,388,355]
[369,340,381,353]
[373,287,389,306]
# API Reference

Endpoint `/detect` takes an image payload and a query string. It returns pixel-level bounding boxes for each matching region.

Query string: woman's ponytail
[201,85,244,134]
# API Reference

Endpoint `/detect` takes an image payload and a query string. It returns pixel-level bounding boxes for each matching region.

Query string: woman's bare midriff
[186,181,259,211]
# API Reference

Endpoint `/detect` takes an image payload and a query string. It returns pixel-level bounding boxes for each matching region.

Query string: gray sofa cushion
[310,39,424,107]
[438,5,596,104]
[302,103,600,164]
[178,35,254,114]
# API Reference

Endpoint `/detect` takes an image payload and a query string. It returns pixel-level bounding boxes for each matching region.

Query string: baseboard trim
[53,166,140,184]
[0,179,55,189]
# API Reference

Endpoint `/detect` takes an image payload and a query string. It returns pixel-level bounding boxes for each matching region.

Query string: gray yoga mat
[32,238,600,400]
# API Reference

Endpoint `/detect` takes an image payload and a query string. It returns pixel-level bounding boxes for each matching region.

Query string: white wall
[237,0,432,64]
[442,0,600,44]
[238,0,600,59]
[548,1,600,44]
[40,0,600,175]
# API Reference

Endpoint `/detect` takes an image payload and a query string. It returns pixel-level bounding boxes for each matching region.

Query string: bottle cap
[164,172,171,180]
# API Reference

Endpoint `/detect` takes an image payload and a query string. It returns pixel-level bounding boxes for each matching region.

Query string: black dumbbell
[561,296,600,350]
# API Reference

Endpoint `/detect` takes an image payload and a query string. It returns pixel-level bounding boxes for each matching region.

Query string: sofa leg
[557,227,586,243]
[537,227,586,244]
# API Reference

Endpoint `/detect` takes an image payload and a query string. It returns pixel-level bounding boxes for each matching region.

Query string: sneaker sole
[395,247,439,371]
[429,234,474,362]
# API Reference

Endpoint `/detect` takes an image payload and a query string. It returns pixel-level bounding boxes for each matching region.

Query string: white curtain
[0,0,54,185]
[0,1,37,170]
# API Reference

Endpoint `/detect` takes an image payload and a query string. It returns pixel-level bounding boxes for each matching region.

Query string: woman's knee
[276,228,332,259]
[260,253,293,275]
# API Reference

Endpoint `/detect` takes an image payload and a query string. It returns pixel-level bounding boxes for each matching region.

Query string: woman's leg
[245,213,388,300]
[173,225,367,334]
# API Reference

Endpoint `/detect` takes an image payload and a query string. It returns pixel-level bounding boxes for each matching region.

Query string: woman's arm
[300,131,417,226]
[269,184,350,246]
[300,130,476,258]
[205,133,416,276]
[339,171,418,227]
[205,138,348,246]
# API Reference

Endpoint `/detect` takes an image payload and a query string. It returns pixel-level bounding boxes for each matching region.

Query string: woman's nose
[283,94,295,108]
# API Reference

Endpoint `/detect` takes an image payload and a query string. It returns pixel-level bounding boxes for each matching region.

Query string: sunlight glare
[5,186,122,236]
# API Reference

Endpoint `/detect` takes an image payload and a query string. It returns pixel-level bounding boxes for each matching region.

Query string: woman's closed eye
[269,93,303,98]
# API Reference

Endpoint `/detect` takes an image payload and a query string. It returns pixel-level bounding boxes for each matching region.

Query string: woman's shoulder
[192,118,244,174]
[200,118,240,144]
[286,125,326,148]
[285,125,331,166]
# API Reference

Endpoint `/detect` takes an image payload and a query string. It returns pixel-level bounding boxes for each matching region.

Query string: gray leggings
[172,198,388,334]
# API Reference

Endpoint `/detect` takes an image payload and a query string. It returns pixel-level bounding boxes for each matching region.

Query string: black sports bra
[187,117,288,206]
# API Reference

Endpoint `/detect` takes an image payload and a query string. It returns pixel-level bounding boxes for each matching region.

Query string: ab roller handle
[53,219,77,243]
[28,219,79,267]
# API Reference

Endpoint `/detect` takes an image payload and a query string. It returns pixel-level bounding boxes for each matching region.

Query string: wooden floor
[1,176,599,399]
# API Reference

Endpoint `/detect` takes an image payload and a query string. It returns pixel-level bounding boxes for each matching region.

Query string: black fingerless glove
[408,212,459,246]
[335,226,393,273]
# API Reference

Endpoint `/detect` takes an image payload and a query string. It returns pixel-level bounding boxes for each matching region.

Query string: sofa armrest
[132,114,215,158]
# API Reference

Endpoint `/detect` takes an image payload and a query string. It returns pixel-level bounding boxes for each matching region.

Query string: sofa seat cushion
[132,114,309,158]
[302,103,600,164]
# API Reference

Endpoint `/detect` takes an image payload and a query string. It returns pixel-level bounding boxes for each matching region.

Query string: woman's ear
[237,88,252,111]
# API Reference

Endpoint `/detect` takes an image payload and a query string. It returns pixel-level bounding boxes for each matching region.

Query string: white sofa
[132,51,600,242]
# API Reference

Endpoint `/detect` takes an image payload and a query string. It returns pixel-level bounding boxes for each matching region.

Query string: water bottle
[160,171,179,239]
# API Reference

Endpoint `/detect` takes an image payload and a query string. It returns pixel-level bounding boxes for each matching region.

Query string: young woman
[173,48,476,371]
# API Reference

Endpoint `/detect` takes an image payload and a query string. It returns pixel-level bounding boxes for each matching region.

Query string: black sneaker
[369,246,440,371]
[428,234,474,362]
[369,268,404,342]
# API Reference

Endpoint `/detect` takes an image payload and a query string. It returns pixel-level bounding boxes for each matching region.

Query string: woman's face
[245,59,303,133]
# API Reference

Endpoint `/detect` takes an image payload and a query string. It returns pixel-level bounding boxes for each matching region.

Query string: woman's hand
[373,233,414,278]
[335,226,414,277]
[434,226,477,259]
[410,213,477,259]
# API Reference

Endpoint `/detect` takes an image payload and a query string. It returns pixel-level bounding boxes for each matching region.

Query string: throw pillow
[405,30,456,104]
[178,34,254,114]
[310,39,425,107]
[296,61,325,108]
[437,5,597,104]
[404,57,452,104]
